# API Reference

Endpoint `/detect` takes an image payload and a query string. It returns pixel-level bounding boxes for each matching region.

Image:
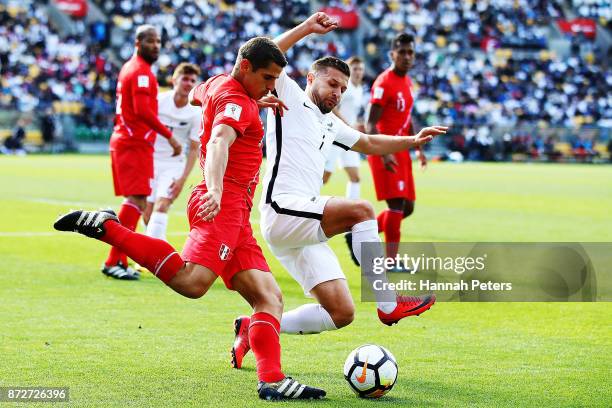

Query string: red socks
[382,209,403,258]
[249,312,285,383]
[100,220,183,283]
[105,200,142,267]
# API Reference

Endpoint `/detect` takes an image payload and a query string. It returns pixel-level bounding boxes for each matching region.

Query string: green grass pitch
[1,155,610,407]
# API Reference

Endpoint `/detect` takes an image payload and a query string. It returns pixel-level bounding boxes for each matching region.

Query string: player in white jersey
[323,56,367,202]
[143,63,201,241]
[230,14,447,365]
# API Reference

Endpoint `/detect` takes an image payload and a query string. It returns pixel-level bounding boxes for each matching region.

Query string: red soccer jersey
[112,55,160,147]
[370,68,414,136]
[191,74,264,202]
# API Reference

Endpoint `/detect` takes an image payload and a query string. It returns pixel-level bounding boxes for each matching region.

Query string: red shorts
[367,150,415,201]
[110,141,153,197]
[182,188,270,290]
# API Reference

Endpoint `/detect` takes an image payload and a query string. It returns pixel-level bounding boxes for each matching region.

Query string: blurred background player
[142,63,201,242]
[0,116,29,156]
[322,56,368,200]
[366,33,426,261]
[54,36,326,400]
[104,25,182,280]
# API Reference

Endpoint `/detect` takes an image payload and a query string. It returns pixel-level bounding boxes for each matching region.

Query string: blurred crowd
[572,0,611,28]
[0,1,116,128]
[0,0,610,155]
[445,126,611,162]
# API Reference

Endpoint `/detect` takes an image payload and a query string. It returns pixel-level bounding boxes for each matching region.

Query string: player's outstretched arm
[351,126,449,155]
[274,12,338,53]
[197,124,237,221]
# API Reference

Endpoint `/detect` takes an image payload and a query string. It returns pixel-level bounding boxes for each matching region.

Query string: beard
[139,51,158,64]
[318,103,333,114]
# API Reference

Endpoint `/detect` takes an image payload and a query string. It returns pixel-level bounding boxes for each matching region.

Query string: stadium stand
[0,0,609,161]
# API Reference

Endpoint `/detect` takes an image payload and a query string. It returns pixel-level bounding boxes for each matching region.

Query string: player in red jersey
[54,36,326,400]
[366,33,427,261]
[104,25,182,280]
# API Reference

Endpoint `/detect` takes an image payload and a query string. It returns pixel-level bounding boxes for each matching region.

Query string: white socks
[346,181,360,200]
[352,220,397,314]
[280,304,337,334]
[145,211,168,241]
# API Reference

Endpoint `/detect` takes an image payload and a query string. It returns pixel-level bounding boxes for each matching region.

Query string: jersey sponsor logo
[398,180,405,191]
[219,243,231,260]
[224,103,242,121]
[373,87,384,99]
[138,75,150,88]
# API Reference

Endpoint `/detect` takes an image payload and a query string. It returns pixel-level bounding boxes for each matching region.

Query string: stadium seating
[0,0,609,155]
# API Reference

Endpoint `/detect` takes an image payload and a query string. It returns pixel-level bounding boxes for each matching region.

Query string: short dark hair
[310,56,350,78]
[172,62,201,79]
[346,56,363,66]
[391,33,414,50]
[238,37,287,71]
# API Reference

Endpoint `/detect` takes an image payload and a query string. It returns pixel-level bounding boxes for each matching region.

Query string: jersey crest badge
[219,244,231,260]
[373,87,384,99]
[224,103,242,121]
[137,75,149,88]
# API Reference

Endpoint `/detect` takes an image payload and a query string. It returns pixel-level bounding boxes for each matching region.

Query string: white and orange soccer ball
[343,344,398,398]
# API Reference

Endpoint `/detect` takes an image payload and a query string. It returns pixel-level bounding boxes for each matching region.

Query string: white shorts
[260,194,345,296]
[324,145,360,173]
[269,242,346,296]
[260,194,331,249]
[147,159,184,203]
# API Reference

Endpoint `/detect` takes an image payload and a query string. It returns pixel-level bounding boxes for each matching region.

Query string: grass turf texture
[0,155,610,407]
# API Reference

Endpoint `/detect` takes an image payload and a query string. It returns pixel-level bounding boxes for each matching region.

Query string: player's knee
[330,305,355,328]
[269,290,284,313]
[183,282,209,299]
[349,174,360,183]
[403,202,415,218]
[351,200,375,223]
[254,289,284,315]
[154,200,171,213]
[127,196,147,212]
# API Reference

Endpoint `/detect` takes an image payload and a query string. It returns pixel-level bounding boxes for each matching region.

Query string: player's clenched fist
[197,189,222,221]
[305,12,339,34]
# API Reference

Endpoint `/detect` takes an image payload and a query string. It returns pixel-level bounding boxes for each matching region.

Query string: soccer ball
[343,344,398,398]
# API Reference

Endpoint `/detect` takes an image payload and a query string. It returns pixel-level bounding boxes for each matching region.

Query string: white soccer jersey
[260,70,362,204]
[337,80,367,126]
[154,90,201,161]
